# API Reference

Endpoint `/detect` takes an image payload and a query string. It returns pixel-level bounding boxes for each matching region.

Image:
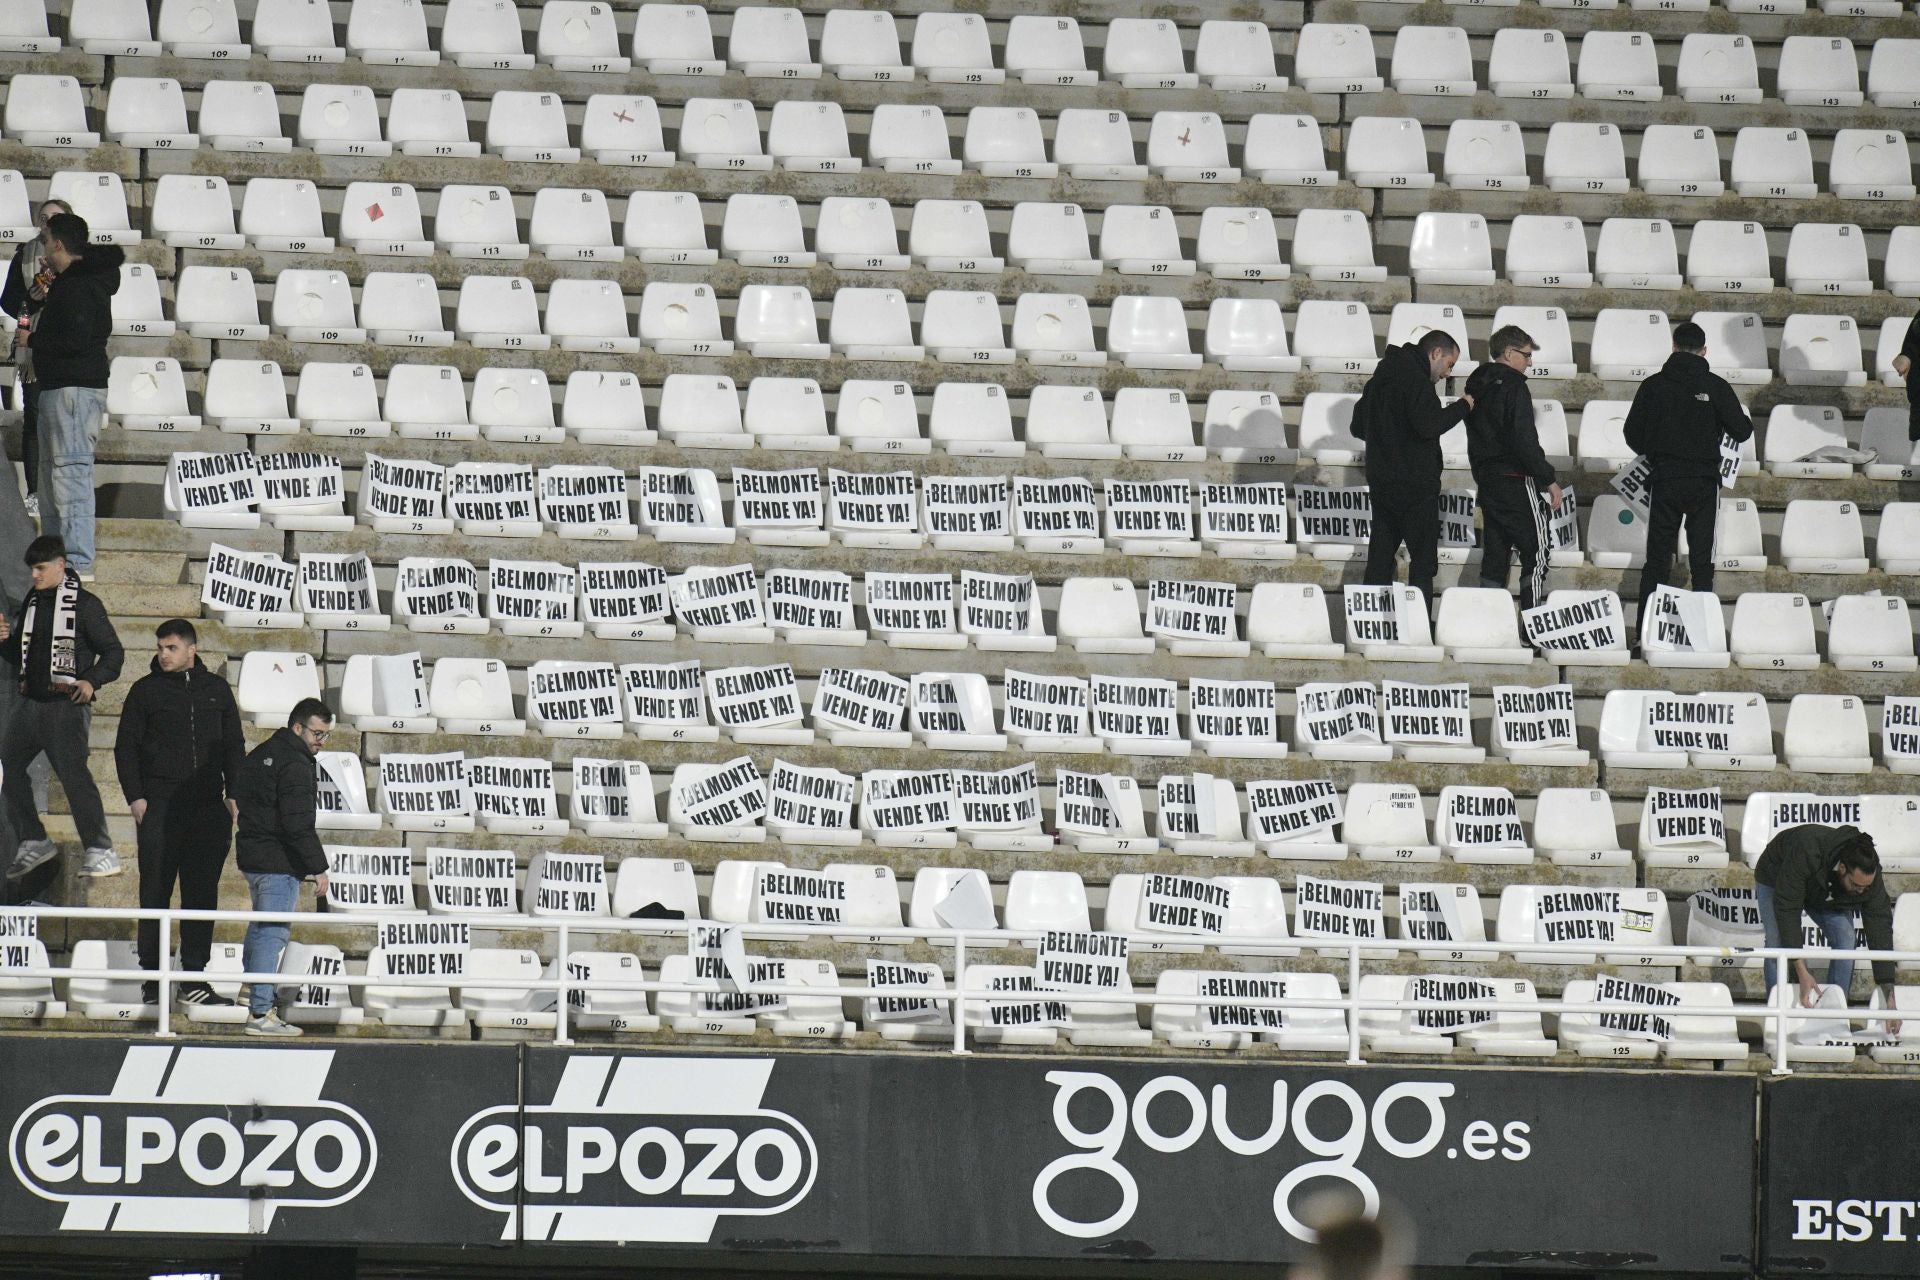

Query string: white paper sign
[1641,585,1717,654]
[1441,788,1525,849]
[425,848,518,914]
[298,552,377,616]
[911,673,992,737]
[1404,975,1498,1034]
[1343,585,1411,647]
[1199,974,1291,1032]
[828,469,918,533]
[0,911,38,940]
[1719,433,1742,489]
[1294,875,1385,940]
[1643,787,1725,847]
[862,770,958,832]
[538,466,630,526]
[1438,490,1478,548]
[732,468,823,531]
[1189,680,1278,744]
[201,543,296,613]
[396,558,480,620]
[379,753,473,819]
[447,462,537,524]
[958,571,1038,638]
[1549,486,1580,554]
[1610,455,1652,518]
[580,562,670,626]
[1643,695,1738,755]
[1398,885,1471,945]
[1036,930,1130,993]
[813,667,910,733]
[324,846,413,911]
[375,920,470,978]
[983,971,1071,1030]
[526,662,620,725]
[1689,888,1763,940]
[316,752,372,820]
[704,664,802,728]
[1764,795,1863,834]
[1104,479,1193,541]
[1156,775,1222,840]
[529,853,607,915]
[170,451,260,514]
[1885,698,1920,764]
[1523,592,1624,652]
[865,573,955,634]
[954,764,1041,831]
[764,569,856,632]
[766,760,856,830]
[669,564,765,631]
[924,476,1011,538]
[256,451,345,512]
[1246,779,1343,842]
[639,467,723,529]
[569,758,655,827]
[1090,674,1181,741]
[1012,476,1099,539]
[1292,484,1371,544]
[1054,770,1138,835]
[620,661,707,728]
[1137,873,1232,935]
[1533,888,1623,944]
[1201,482,1289,543]
[1294,682,1381,746]
[488,560,578,624]
[1004,670,1090,738]
[1382,681,1474,745]
[756,866,849,925]
[1493,685,1578,752]
[360,453,443,521]
[1594,974,1680,1041]
[466,756,560,824]
[1147,580,1236,642]
[865,960,948,1024]
[673,756,767,827]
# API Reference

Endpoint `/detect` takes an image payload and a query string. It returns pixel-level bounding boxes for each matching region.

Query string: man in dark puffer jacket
[114,619,246,1006]
[1464,325,1563,613]
[1353,331,1474,608]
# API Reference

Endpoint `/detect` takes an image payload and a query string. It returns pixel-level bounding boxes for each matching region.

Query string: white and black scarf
[20,570,80,687]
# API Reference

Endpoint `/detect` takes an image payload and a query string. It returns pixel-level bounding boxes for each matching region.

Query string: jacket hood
[1380,343,1431,380]
[148,653,212,679]
[59,243,125,288]
[1464,360,1522,401]
[1661,349,1710,379]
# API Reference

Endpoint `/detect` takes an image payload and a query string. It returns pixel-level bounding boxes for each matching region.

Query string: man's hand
[10,327,25,350]
[1460,393,1475,410]
[0,616,13,642]
[1796,963,1822,1008]
[67,679,93,705]
[1887,1019,1904,1036]
[225,797,239,823]
[130,798,147,826]
[1547,482,1565,513]
[1895,354,1912,378]
[312,873,329,903]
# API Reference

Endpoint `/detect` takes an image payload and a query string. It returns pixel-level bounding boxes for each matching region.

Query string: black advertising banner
[0,1038,513,1245]
[1762,1076,1920,1277]
[0,1039,1755,1271]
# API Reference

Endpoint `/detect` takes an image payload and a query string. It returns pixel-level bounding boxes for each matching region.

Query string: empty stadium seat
[912,12,998,84]
[869,104,959,174]
[1294,24,1383,93]
[1051,108,1145,180]
[1780,316,1865,387]
[1293,209,1387,284]
[1781,501,1869,573]
[1435,588,1530,663]
[537,0,627,72]
[236,651,323,727]
[486,90,580,163]
[1596,221,1683,291]
[1870,38,1920,109]
[633,2,720,74]
[271,269,364,344]
[347,0,435,64]
[442,0,531,67]
[455,277,544,350]
[47,171,135,244]
[1783,35,1866,106]
[1392,26,1476,95]
[5,76,97,149]
[922,289,1011,363]
[1101,205,1194,276]
[1638,125,1724,197]
[729,6,820,78]
[1107,296,1200,370]
[1244,114,1336,185]
[1730,594,1820,670]
[1345,117,1433,188]
[1678,35,1761,103]
[297,84,389,157]
[200,80,288,151]
[1543,123,1627,194]
[1004,15,1094,85]
[1578,32,1662,99]
[1691,312,1771,384]
[70,0,157,54]
[104,76,196,149]
[152,174,239,249]
[0,0,56,51]
[175,265,266,340]
[1784,224,1871,296]
[1205,300,1300,373]
[1784,695,1872,773]
[1828,596,1917,672]
[107,357,199,432]
[1195,19,1286,92]
[157,0,247,57]
[111,263,172,337]
[237,178,329,253]
[1409,213,1495,285]
[1443,120,1528,191]
[1831,129,1915,200]
[764,101,857,172]
[1687,221,1774,293]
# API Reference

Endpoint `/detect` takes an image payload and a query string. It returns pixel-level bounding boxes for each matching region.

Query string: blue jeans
[243,872,301,1015]
[1757,883,1858,997]
[35,385,101,574]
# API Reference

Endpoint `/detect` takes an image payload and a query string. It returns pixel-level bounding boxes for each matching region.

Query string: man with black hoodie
[234,697,333,1036]
[114,619,246,1007]
[20,212,122,580]
[1465,325,1563,613]
[1354,331,1473,608]
[1755,823,1900,1033]
[1624,322,1754,619]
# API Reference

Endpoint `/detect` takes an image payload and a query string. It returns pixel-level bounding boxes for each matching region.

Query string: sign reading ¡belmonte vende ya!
[0,1041,1755,1271]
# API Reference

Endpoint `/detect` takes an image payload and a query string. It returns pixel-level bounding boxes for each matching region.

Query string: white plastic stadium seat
[530,188,617,261]
[1783,35,1865,107]
[1869,39,1920,110]
[1148,112,1238,182]
[236,652,323,728]
[909,199,1000,273]
[1244,115,1335,186]
[254,0,343,61]
[1731,128,1816,199]
[1780,501,1868,573]
[174,265,266,341]
[1780,316,1865,387]
[962,107,1052,179]
[1007,203,1096,275]
[298,84,390,158]
[1196,208,1284,280]
[1409,213,1495,285]
[1490,30,1573,99]
[108,358,199,432]
[1391,27,1476,96]
[1293,209,1386,284]
[6,76,99,148]
[1205,300,1300,373]
[537,0,628,72]
[1100,205,1194,276]
[442,0,531,67]
[624,192,716,264]
[70,0,157,55]
[1107,296,1200,370]
[632,3,719,75]
[271,269,364,344]
[1639,126,1724,197]
[868,104,960,175]
[1444,120,1529,191]
[1051,109,1145,180]
[1102,17,1193,88]
[1692,312,1771,385]
[638,282,730,356]
[340,182,428,255]
[105,77,197,150]
[1292,301,1378,374]
[1505,218,1592,290]
[721,193,815,268]
[1595,223,1683,293]
[735,285,829,360]
[582,94,669,167]
[1783,695,1872,774]
[1730,594,1819,670]
[1764,406,1853,478]
[0,0,57,51]
[361,271,453,347]
[678,98,766,170]
[829,288,921,361]
[1543,123,1626,194]
[1004,15,1093,86]
[728,5,820,79]
[111,264,172,337]
[1195,20,1286,92]
[767,101,858,173]
[433,184,526,259]
[347,0,436,65]
[152,175,238,249]
[486,90,580,164]
[1830,130,1915,201]
[1827,596,1917,672]
[157,0,248,58]
[1294,24,1383,94]
[1578,32,1662,100]
[1785,224,1871,296]
[48,171,136,244]
[546,279,641,354]
[912,12,998,84]
[1678,35,1761,104]
[240,178,330,253]
[1345,117,1433,189]
[922,290,1010,364]
[1687,221,1774,294]
[1882,504,1920,574]
[198,80,288,152]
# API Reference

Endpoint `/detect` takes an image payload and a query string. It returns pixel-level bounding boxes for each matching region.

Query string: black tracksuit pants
[1364,488,1440,607]
[1635,474,1720,616]
[1476,473,1553,612]
[135,785,234,973]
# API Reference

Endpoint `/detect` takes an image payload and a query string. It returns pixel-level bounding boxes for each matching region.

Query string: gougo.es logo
[1032,1071,1531,1242]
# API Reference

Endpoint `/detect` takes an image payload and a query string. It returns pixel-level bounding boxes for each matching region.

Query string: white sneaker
[246,1011,303,1037]
[8,839,56,877]
[80,847,121,878]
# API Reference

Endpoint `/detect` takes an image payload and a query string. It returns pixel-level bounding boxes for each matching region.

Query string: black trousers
[1,697,104,849]
[1635,475,1720,615]
[135,786,234,973]
[19,380,36,496]
[1364,489,1440,607]
[1477,473,1553,612]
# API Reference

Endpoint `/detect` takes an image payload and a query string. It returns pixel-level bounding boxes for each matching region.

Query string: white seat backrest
[1731,127,1815,189]
[735,284,820,345]
[442,0,524,58]
[1784,35,1862,99]
[1345,116,1431,180]
[633,3,715,62]
[530,188,614,249]
[1543,122,1625,183]
[1297,392,1364,455]
[909,199,992,261]
[347,0,431,58]
[912,12,992,74]
[721,193,808,256]
[430,657,515,717]
[1533,788,1620,854]
[153,174,235,238]
[485,90,571,153]
[175,265,261,327]
[1392,26,1473,84]
[728,5,813,68]
[1004,14,1087,76]
[1435,587,1522,649]
[108,357,191,417]
[1589,312,1671,377]
[1784,694,1869,758]
[767,100,853,163]
[928,382,1012,446]
[657,374,742,436]
[49,171,131,232]
[1247,583,1334,647]
[820,9,903,72]
[546,279,633,344]
[1056,577,1141,642]
[1781,501,1865,560]
[1780,316,1863,379]
[1291,301,1376,363]
[920,289,1005,349]
[1577,31,1661,92]
[1688,220,1773,284]
[1443,120,1525,184]
[1692,312,1769,375]
[869,103,954,166]
[1785,224,1871,287]
[236,651,322,715]
[1205,300,1290,363]
[1409,212,1493,275]
[1678,34,1758,94]
[455,277,540,340]
[1764,406,1850,464]
[1003,870,1090,932]
[1596,220,1681,280]
[639,282,724,345]
[1491,30,1572,91]
[1507,217,1590,280]
[1296,23,1378,83]
[1106,295,1194,358]
[1052,108,1137,168]
[625,191,710,255]
[679,98,761,159]
[271,269,357,330]
[298,84,385,147]
[1292,208,1379,276]
[1244,114,1332,177]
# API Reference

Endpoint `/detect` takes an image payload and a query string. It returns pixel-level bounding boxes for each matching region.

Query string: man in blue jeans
[1754,823,1902,1034]
[16,212,121,580]
[233,697,333,1036]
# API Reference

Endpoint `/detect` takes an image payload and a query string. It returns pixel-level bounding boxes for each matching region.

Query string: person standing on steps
[115,619,246,1008]
[1,197,74,522]
[1354,330,1474,609]
[234,698,334,1037]
[0,535,122,883]
[1465,325,1563,613]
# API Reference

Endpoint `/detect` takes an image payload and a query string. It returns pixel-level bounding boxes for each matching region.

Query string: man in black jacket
[0,535,122,882]
[2,197,74,518]
[1755,823,1900,1033]
[1464,325,1563,613]
[114,619,246,1006]
[20,212,122,580]
[1355,331,1473,608]
[1623,322,1754,620]
[234,696,333,1036]
[1891,311,1920,448]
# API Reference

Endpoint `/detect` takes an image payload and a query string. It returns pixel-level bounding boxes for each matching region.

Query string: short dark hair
[288,697,334,729]
[1673,322,1707,353]
[1487,325,1535,362]
[42,212,89,256]
[1836,833,1880,877]
[1415,330,1460,359]
[1313,1215,1390,1280]
[155,618,198,645]
[22,535,65,567]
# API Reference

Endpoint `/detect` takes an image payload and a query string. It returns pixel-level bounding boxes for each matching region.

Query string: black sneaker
[140,981,159,1005]
[178,982,235,1008]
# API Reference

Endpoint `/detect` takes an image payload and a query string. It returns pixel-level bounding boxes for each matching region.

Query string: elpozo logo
[451,1055,817,1242]
[9,1046,376,1234]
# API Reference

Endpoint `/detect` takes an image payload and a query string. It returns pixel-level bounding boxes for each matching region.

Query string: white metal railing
[0,904,1910,1073]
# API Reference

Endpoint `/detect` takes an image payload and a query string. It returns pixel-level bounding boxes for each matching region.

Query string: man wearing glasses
[1464,325,1562,613]
[233,697,334,1036]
